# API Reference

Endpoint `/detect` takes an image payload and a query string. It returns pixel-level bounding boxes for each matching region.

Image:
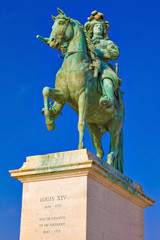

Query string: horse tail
[109,128,124,173]
[118,128,124,173]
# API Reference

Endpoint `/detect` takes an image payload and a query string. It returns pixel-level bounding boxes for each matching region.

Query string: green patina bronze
[38,8,124,173]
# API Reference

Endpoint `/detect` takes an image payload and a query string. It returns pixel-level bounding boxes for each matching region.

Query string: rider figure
[85,11,120,110]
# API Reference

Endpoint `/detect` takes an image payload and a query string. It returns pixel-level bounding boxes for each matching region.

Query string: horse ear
[57,8,66,16]
[51,15,56,21]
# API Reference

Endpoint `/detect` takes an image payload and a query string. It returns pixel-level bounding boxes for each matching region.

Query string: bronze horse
[41,9,124,172]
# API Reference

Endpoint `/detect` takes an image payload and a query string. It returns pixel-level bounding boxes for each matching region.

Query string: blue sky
[0,0,160,239]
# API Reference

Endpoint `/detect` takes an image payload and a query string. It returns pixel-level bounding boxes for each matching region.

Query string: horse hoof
[107,153,114,166]
[46,120,55,131]
[41,108,45,115]
[78,144,84,149]
[97,153,104,159]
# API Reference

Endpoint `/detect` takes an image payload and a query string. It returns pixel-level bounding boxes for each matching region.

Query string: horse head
[48,8,74,50]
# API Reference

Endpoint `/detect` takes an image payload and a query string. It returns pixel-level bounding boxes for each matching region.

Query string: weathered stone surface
[10,149,154,240]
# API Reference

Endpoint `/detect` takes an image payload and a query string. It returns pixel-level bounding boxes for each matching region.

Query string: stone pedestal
[10,149,154,240]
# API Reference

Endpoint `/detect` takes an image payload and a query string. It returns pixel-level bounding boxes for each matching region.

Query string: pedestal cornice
[9,149,154,209]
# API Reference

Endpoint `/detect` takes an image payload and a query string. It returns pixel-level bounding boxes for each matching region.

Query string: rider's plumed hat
[85,11,109,39]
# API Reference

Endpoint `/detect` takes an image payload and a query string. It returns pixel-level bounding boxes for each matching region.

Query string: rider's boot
[99,78,114,110]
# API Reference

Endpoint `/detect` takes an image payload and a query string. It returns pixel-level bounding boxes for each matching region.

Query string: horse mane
[73,19,96,63]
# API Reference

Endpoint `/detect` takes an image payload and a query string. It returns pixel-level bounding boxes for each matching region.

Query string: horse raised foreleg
[51,102,64,121]
[42,87,65,131]
[78,90,88,149]
[87,122,104,159]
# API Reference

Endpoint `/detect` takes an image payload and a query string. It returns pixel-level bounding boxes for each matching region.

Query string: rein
[58,50,91,59]
[64,50,91,59]
[53,18,92,61]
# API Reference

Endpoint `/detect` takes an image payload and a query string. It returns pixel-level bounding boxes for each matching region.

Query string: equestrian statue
[37,9,125,172]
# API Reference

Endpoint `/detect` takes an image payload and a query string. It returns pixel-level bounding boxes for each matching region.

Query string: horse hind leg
[42,87,65,131]
[87,122,104,159]
[78,91,88,149]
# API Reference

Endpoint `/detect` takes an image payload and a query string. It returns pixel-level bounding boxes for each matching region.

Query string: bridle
[51,18,70,46]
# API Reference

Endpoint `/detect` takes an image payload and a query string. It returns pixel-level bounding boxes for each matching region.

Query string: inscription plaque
[20,176,87,239]
[38,195,67,234]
